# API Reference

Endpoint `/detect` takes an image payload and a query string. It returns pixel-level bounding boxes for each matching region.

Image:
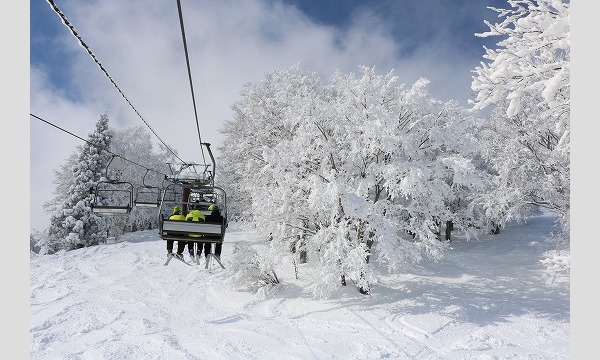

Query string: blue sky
[285,0,499,55]
[29,0,506,231]
[31,0,500,99]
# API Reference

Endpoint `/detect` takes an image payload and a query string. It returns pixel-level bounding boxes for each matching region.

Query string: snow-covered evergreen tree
[470,0,570,238]
[44,152,79,215]
[220,66,487,296]
[46,113,113,251]
[42,120,177,251]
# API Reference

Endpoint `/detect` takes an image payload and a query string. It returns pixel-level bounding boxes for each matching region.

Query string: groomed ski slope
[30,211,569,359]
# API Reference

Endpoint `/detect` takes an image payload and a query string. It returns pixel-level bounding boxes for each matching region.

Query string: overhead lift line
[45,0,187,165]
[176,0,207,165]
[30,113,171,179]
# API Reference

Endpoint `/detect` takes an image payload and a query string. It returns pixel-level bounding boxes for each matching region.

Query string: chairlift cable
[176,0,207,165]
[45,0,187,166]
[30,113,171,179]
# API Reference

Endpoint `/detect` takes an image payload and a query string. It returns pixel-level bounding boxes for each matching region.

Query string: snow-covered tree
[30,229,46,254]
[42,120,177,251]
[46,113,113,251]
[218,65,319,221]
[44,152,79,214]
[221,66,487,296]
[106,125,176,237]
[470,0,570,237]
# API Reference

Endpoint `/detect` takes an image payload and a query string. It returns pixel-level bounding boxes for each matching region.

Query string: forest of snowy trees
[32,0,570,296]
[33,115,178,254]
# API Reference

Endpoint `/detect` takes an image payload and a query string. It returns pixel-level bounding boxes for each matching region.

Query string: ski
[164,253,192,266]
[163,254,173,266]
[188,253,200,265]
[175,254,193,266]
[205,254,225,270]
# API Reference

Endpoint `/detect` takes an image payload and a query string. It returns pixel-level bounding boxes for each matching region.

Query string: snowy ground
[30,212,569,359]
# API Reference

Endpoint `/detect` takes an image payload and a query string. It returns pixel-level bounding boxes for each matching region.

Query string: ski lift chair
[91,156,134,215]
[91,180,134,214]
[134,170,161,208]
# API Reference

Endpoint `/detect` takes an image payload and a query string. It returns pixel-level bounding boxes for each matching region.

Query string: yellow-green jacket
[186,209,205,237]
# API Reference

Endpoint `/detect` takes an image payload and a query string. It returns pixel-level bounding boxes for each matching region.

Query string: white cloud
[30,0,486,231]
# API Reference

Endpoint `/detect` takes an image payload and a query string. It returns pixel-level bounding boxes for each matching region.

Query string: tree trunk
[291,235,307,264]
[445,220,453,241]
[490,223,500,234]
[299,249,307,263]
[357,271,370,295]
[365,238,374,264]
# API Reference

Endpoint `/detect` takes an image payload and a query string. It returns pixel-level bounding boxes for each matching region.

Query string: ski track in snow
[30,215,569,359]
